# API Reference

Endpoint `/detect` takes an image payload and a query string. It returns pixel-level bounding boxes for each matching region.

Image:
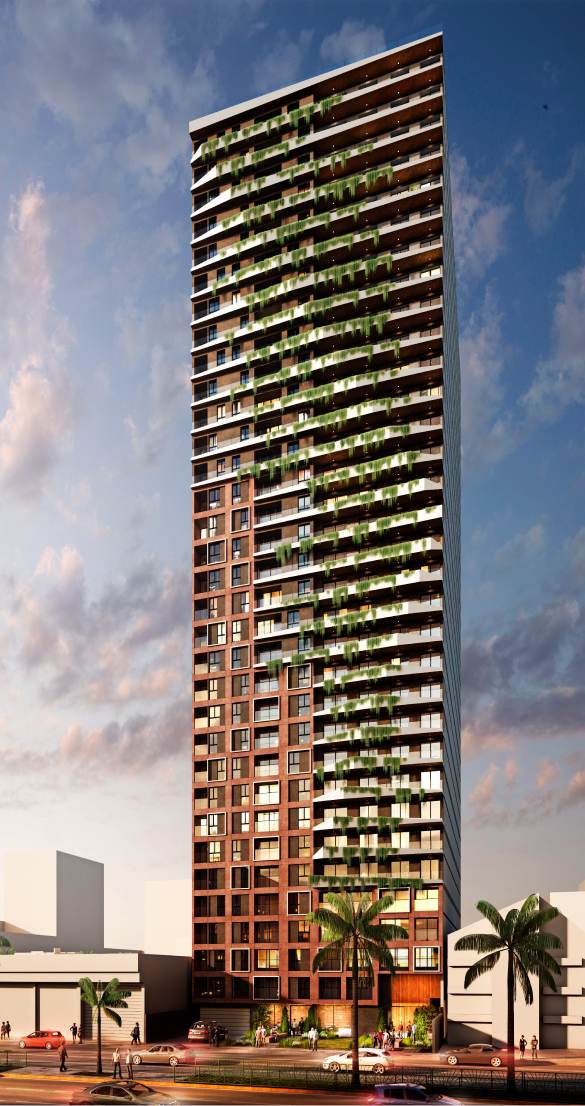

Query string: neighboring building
[189,28,461,1030]
[0,951,190,1042]
[448,893,585,1049]
[144,880,192,956]
[1,851,104,952]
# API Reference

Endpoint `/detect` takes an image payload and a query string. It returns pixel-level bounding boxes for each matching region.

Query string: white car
[369,1085,463,1105]
[322,1048,394,1074]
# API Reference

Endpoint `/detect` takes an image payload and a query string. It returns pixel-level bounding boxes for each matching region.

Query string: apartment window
[231,949,250,973]
[288,778,310,802]
[288,948,310,971]
[193,977,225,998]
[290,977,310,999]
[231,866,250,889]
[414,946,440,971]
[254,894,278,916]
[414,888,439,912]
[207,652,222,674]
[239,314,249,329]
[232,483,242,503]
[289,722,310,745]
[254,838,279,861]
[288,835,310,859]
[231,728,250,752]
[240,369,249,385]
[415,917,439,941]
[232,508,249,531]
[208,541,222,564]
[207,731,223,754]
[288,664,311,689]
[254,866,278,888]
[232,838,248,862]
[298,552,310,567]
[287,609,300,628]
[240,425,250,441]
[232,538,242,558]
[288,441,299,454]
[255,921,278,942]
[290,694,310,716]
[208,840,222,864]
[216,404,226,420]
[207,758,226,782]
[232,672,249,696]
[255,809,279,832]
[288,864,310,886]
[319,978,341,1000]
[389,948,409,970]
[288,750,310,775]
[207,434,218,453]
[298,579,311,597]
[232,756,249,779]
[298,495,311,511]
[253,977,279,1001]
[384,889,411,914]
[255,949,279,970]
[232,343,241,360]
[232,811,249,833]
[232,783,249,807]
[232,921,249,943]
[231,645,249,669]
[232,619,243,642]
[216,458,225,474]
[298,522,311,539]
[216,350,226,366]
[209,488,220,508]
[231,894,249,916]
[288,891,310,916]
[289,919,310,942]
[232,563,249,587]
[232,455,241,471]
[254,782,279,806]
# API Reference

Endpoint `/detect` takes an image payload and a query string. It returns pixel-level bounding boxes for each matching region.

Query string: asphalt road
[0,1072,575,1106]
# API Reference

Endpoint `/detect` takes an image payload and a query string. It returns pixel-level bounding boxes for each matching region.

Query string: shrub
[280,1007,290,1035]
[359,1034,373,1047]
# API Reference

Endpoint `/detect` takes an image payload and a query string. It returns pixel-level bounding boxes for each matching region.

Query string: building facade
[189,30,461,1029]
[448,893,585,1049]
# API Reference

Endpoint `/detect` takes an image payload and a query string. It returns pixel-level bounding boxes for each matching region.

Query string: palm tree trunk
[97,1005,102,1076]
[351,933,360,1091]
[506,948,515,1092]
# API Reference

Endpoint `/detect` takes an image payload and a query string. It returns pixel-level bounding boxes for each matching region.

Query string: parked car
[369,1084,463,1104]
[187,1020,227,1043]
[322,1048,394,1074]
[131,1043,196,1067]
[70,1082,176,1104]
[19,1030,65,1050]
[438,1043,511,1067]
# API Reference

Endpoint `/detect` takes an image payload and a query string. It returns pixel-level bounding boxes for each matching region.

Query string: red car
[19,1030,65,1050]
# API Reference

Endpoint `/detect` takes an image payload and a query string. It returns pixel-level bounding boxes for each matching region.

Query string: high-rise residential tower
[190,30,460,1032]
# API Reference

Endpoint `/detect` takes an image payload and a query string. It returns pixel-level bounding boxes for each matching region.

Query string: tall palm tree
[79,977,130,1075]
[307,891,407,1090]
[454,895,562,1089]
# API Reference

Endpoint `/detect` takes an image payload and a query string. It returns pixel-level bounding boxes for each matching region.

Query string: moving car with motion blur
[369,1085,463,1104]
[322,1047,394,1074]
[70,1081,177,1104]
[131,1043,196,1067]
[438,1043,511,1067]
[18,1030,65,1050]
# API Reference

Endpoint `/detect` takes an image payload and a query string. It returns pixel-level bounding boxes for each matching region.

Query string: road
[0,1071,574,1106]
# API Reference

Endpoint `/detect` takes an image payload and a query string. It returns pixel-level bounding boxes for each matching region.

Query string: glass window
[414,946,440,971]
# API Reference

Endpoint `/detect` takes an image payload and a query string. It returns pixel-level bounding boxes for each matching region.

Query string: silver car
[323,1047,394,1074]
[70,1082,177,1104]
[131,1043,195,1067]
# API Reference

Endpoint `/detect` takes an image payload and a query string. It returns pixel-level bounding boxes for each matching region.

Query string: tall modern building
[189,29,460,1032]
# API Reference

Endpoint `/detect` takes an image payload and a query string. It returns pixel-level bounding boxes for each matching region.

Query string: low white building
[448,892,585,1049]
[0,850,104,952]
[0,950,190,1042]
[144,880,191,957]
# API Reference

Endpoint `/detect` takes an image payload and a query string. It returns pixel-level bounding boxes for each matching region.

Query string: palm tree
[454,895,562,1089]
[307,891,407,1090]
[79,977,131,1075]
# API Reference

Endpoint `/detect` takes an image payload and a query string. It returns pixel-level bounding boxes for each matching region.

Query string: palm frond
[324,891,354,925]
[524,930,563,952]
[513,958,534,1004]
[475,900,506,938]
[522,945,562,978]
[78,977,98,1006]
[463,952,501,989]
[103,1007,123,1027]
[454,933,505,954]
[369,922,408,943]
[532,964,561,992]
[517,905,560,938]
[361,894,396,925]
[312,940,344,973]
[307,908,350,940]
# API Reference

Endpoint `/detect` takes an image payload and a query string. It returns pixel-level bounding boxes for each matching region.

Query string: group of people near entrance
[57,1023,141,1074]
[0,1021,11,1039]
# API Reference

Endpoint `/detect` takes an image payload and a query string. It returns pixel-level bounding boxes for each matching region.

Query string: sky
[0,0,584,948]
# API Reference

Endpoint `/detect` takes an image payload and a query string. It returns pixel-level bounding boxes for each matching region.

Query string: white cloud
[252,30,313,94]
[495,522,546,563]
[451,151,511,282]
[320,20,385,66]
[459,289,516,465]
[0,367,75,498]
[522,259,585,422]
[523,146,585,235]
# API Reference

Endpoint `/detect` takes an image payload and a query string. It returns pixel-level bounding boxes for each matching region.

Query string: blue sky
[0,0,583,946]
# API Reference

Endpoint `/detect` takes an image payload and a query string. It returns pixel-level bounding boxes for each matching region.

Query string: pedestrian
[254,1026,261,1047]
[0,1022,5,1040]
[309,1026,318,1051]
[531,1035,538,1060]
[131,1022,141,1046]
[70,1022,78,1043]
[125,1048,134,1079]
[261,1024,267,1046]
[410,1022,416,1042]
[59,1043,68,1072]
[77,1024,83,1046]
[4,1021,10,1040]
[291,1018,297,1037]
[382,1029,389,1050]
[519,1035,526,1059]
[389,1030,395,1050]
[112,1047,122,1078]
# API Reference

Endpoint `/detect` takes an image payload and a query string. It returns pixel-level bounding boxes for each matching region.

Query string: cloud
[537,759,560,789]
[320,20,385,66]
[468,763,499,824]
[566,770,585,807]
[0,181,76,497]
[60,697,191,772]
[523,146,585,235]
[117,298,190,464]
[252,29,313,94]
[495,523,546,563]
[13,1,218,190]
[459,289,517,465]
[522,259,585,423]
[10,548,190,706]
[451,152,511,282]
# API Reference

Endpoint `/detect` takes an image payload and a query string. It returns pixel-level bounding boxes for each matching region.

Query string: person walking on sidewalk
[112,1047,122,1078]
[531,1035,538,1060]
[59,1043,68,1072]
[70,1022,78,1043]
[77,1024,83,1046]
[125,1048,134,1079]
[519,1035,527,1059]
